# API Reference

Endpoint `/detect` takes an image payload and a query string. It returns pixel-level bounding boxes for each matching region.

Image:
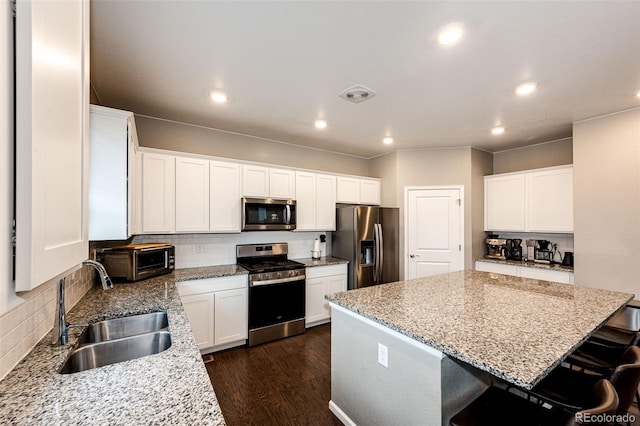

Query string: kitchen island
[326,270,634,426]
[0,265,247,425]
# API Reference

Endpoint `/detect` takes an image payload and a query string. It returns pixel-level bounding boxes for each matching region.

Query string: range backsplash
[132,231,331,269]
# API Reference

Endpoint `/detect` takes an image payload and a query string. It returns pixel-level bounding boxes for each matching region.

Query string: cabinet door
[242,165,270,197]
[210,161,241,232]
[519,266,573,284]
[360,179,381,205]
[527,166,573,232]
[484,174,526,231]
[214,288,248,346]
[336,177,360,203]
[181,293,215,350]
[316,174,337,230]
[15,0,89,291]
[141,153,175,233]
[326,274,347,317]
[269,168,296,199]
[295,172,316,230]
[306,277,327,326]
[175,157,209,232]
[475,261,519,277]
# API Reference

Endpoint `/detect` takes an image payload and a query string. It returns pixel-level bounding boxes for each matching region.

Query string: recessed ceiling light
[437,23,464,46]
[515,82,538,96]
[314,119,327,129]
[491,126,505,135]
[383,137,394,145]
[209,91,228,104]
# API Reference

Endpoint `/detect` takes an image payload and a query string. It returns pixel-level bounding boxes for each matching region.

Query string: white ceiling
[90,1,640,158]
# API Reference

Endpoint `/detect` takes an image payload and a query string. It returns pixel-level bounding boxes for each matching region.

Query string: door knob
[409,254,419,258]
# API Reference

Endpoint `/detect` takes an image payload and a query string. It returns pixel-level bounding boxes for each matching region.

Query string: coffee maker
[534,240,553,263]
[507,239,523,261]
[486,238,508,260]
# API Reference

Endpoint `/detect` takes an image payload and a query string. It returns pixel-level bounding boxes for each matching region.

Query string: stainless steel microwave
[242,198,296,231]
[99,244,175,282]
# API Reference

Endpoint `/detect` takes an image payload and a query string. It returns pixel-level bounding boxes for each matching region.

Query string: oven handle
[250,275,306,287]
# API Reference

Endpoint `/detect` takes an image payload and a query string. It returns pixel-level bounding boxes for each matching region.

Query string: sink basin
[60,331,172,374]
[77,311,169,345]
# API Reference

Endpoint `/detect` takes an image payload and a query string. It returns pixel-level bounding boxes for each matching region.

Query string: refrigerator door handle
[378,224,384,283]
[373,224,379,283]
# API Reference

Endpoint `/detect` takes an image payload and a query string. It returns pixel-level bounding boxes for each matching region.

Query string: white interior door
[406,187,463,279]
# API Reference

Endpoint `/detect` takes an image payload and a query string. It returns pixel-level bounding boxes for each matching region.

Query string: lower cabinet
[475,260,574,284]
[306,264,348,327]
[177,275,248,352]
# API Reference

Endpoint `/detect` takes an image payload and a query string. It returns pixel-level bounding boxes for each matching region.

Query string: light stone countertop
[294,256,349,268]
[0,265,246,425]
[326,270,634,389]
[476,257,574,272]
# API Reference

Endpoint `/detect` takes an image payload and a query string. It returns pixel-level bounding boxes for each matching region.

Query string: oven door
[242,198,296,231]
[249,277,305,330]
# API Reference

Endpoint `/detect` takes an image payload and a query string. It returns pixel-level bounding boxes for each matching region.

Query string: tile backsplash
[132,231,332,269]
[0,266,94,381]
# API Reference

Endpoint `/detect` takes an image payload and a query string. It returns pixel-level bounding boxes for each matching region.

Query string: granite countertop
[476,257,574,272]
[0,265,245,425]
[294,256,349,267]
[326,270,633,389]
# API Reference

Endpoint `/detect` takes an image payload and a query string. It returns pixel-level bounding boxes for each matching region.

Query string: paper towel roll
[313,239,320,252]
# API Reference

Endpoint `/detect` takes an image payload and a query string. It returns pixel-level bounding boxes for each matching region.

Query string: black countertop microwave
[242,198,296,231]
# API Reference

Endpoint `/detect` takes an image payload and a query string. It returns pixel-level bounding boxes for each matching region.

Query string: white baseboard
[329,400,357,426]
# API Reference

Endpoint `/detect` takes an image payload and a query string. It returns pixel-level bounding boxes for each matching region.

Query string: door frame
[403,185,465,280]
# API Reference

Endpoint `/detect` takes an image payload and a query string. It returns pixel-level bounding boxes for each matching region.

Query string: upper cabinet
[295,172,336,231]
[336,176,381,205]
[210,161,241,232]
[141,152,175,233]
[15,0,90,291]
[484,165,573,233]
[242,165,295,199]
[175,157,210,232]
[88,105,139,240]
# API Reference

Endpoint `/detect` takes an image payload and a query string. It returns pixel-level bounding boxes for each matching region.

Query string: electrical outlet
[196,244,207,253]
[378,343,388,368]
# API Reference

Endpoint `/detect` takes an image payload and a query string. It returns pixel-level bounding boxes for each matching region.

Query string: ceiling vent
[339,84,376,104]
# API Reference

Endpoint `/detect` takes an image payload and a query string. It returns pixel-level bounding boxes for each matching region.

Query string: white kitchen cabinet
[177,275,248,352]
[180,292,215,350]
[210,161,241,232]
[88,105,139,240]
[269,168,296,199]
[305,264,347,327]
[360,179,381,205]
[527,167,573,232]
[242,164,295,199]
[484,173,527,231]
[336,176,381,205]
[475,260,573,284]
[336,177,360,203]
[484,165,573,233]
[15,0,90,291]
[141,152,175,233]
[214,288,248,346]
[295,172,336,231]
[175,157,210,232]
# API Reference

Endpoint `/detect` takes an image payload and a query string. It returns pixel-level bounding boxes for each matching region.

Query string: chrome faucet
[83,259,114,290]
[52,260,113,346]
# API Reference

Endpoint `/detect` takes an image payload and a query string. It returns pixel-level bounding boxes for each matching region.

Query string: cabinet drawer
[306,263,348,279]
[177,275,247,296]
[475,261,518,277]
[519,266,573,284]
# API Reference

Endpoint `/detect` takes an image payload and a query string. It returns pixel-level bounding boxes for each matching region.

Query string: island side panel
[330,304,490,425]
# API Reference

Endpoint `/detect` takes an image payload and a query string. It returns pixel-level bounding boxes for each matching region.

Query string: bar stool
[590,305,640,348]
[449,379,618,426]
[525,346,640,424]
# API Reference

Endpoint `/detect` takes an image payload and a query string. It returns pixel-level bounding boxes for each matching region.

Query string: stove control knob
[288,270,294,277]
[277,272,282,279]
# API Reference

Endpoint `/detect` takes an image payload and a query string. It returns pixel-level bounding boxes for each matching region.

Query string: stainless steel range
[236,243,306,346]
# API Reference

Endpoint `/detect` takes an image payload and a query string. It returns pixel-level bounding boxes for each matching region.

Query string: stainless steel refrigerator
[332,206,399,290]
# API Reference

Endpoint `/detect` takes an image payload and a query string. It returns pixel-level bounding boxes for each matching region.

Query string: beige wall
[493,138,573,174]
[369,151,398,207]
[471,149,493,265]
[135,115,370,176]
[573,108,640,297]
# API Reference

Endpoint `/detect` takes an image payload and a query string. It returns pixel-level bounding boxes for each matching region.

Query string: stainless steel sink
[77,311,169,344]
[60,331,172,374]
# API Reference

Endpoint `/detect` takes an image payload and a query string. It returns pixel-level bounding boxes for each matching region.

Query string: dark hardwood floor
[205,324,342,426]
[206,324,640,426]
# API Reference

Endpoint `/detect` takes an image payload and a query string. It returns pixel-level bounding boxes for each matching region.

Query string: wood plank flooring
[205,324,342,426]
[206,324,640,426]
